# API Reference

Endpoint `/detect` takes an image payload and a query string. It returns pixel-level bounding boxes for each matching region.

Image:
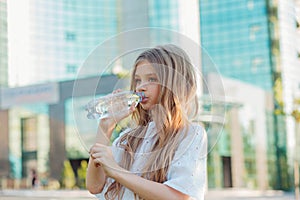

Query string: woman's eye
[149,77,157,82]
[135,79,141,84]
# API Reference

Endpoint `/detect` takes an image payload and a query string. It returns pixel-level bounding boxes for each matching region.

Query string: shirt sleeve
[163,125,207,200]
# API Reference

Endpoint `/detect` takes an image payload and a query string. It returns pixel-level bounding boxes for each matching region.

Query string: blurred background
[0,0,299,197]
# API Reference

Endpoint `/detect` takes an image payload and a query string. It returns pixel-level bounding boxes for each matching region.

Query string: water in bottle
[85,91,145,119]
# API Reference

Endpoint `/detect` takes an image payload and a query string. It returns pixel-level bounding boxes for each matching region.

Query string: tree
[61,160,76,189]
[77,160,88,189]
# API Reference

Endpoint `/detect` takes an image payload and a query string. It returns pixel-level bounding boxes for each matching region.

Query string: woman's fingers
[93,158,102,167]
[129,102,136,112]
[90,143,107,152]
[98,89,132,131]
[90,144,113,160]
[91,152,104,159]
[90,144,108,167]
[89,143,123,177]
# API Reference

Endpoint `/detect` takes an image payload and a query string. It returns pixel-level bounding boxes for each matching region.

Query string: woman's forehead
[135,60,157,75]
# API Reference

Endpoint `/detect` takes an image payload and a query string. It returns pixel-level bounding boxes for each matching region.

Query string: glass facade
[0,0,8,86]
[278,0,300,175]
[200,0,273,188]
[5,0,119,185]
[4,0,196,185]
[200,0,296,190]
[65,97,94,159]
[9,104,49,179]
[148,0,180,44]
[8,0,118,86]
[200,0,273,90]
[149,0,179,30]
[6,0,185,87]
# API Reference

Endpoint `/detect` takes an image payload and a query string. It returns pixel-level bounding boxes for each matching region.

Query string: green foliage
[291,98,300,123]
[292,110,300,123]
[77,160,88,189]
[66,146,89,159]
[60,160,76,189]
[110,115,133,143]
[273,73,285,115]
[116,71,130,79]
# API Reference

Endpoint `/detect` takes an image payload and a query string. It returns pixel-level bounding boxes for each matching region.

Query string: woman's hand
[89,143,126,178]
[98,89,136,135]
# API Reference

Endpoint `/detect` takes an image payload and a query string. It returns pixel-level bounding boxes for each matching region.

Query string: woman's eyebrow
[134,73,157,77]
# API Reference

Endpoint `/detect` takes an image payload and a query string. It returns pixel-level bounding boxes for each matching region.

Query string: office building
[7,0,118,86]
[0,0,9,181]
[0,0,8,86]
[200,0,299,190]
[1,0,201,188]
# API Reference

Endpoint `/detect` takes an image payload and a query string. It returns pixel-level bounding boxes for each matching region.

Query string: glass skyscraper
[5,0,119,182]
[6,0,191,87]
[200,0,273,90]
[199,1,272,189]
[6,0,200,87]
[7,0,118,86]
[3,0,201,186]
[200,0,299,190]
[0,0,8,86]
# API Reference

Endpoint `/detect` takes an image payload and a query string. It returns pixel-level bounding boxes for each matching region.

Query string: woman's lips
[141,97,148,103]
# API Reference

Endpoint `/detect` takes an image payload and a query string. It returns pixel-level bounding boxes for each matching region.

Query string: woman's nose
[136,83,146,92]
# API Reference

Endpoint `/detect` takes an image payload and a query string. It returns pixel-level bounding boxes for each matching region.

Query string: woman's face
[134,60,160,110]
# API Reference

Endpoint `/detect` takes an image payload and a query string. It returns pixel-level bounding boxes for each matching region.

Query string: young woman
[86,44,207,200]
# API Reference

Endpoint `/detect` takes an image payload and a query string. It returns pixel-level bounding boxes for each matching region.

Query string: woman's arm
[90,143,191,200]
[86,121,113,194]
[86,157,107,194]
[113,169,191,200]
[89,125,207,199]
[86,94,136,194]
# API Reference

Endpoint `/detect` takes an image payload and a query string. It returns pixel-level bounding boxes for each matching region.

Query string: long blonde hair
[105,44,199,200]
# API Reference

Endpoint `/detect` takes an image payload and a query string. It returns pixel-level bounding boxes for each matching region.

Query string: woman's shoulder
[189,122,205,131]
[174,123,207,157]
[185,123,206,140]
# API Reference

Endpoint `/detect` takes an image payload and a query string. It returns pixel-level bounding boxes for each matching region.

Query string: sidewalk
[0,189,96,199]
[205,189,294,199]
[0,188,295,200]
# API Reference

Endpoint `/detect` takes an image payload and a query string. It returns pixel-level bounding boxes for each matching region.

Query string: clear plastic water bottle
[85,91,145,119]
